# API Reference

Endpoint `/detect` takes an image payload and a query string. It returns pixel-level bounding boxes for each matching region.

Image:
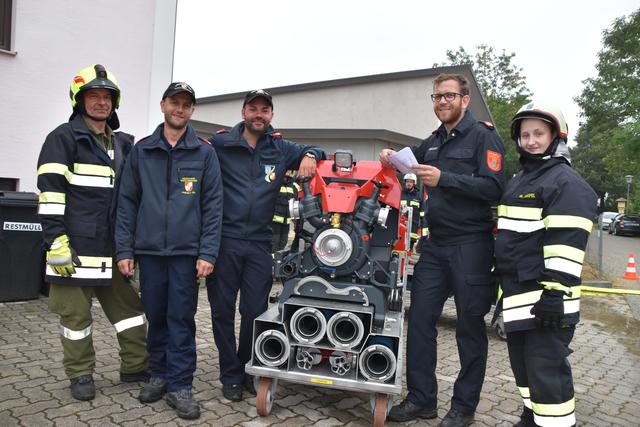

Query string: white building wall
[0,0,176,192]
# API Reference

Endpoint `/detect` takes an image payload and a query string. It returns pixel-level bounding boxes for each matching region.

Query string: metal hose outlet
[359,344,397,382]
[295,347,322,370]
[254,329,290,367]
[326,311,365,350]
[329,350,353,376]
[289,307,327,345]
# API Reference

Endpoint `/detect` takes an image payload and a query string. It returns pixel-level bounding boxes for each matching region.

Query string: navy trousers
[406,238,495,412]
[206,237,272,385]
[138,255,198,392]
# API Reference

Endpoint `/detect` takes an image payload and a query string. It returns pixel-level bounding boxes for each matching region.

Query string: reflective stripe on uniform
[38,162,114,188]
[543,215,592,232]
[273,215,285,224]
[77,256,112,268]
[409,200,420,207]
[410,232,420,239]
[73,163,114,177]
[518,386,532,409]
[497,218,545,233]
[60,323,92,340]
[498,205,542,220]
[540,281,582,297]
[533,412,576,427]
[46,265,112,280]
[38,192,66,215]
[38,162,70,177]
[532,397,575,427]
[279,186,294,194]
[543,245,585,264]
[544,257,583,278]
[113,314,146,333]
[504,299,580,324]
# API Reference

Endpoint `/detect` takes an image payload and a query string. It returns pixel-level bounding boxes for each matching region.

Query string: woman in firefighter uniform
[37,65,148,401]
[495,103,597,427]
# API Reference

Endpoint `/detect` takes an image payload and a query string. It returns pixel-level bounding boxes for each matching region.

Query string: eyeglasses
[430,92,464,102]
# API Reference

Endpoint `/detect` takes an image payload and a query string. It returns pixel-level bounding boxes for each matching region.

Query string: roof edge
[196,65,472,104]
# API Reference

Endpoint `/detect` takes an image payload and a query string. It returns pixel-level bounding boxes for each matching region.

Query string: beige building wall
[191,66,491,149]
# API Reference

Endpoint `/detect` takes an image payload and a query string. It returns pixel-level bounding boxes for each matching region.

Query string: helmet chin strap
[517,136,571,165]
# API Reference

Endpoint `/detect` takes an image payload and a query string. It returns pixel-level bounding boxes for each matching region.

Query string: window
[0,177,18,191]
[0,0,13,51]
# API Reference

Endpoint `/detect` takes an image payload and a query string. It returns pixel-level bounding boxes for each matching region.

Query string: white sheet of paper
[389,147,418,174]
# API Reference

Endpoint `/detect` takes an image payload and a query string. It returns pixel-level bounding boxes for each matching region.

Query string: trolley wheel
[372,393,390,427]
[256,377,275,416]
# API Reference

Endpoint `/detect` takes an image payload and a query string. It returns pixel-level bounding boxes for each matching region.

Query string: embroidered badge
[264,165,276,183]
[486,150,502,172]
[180,177,197,195]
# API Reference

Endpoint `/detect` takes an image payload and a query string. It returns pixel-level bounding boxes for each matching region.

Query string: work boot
[440,408,475,427]
[166,388,200,420]
[387,398,437,422]
[513,407,536,427]
[120,369,150,383]
[138,377,166,403]
[222,383,243,402]
[243,375,256,396]
[69,374,95,401]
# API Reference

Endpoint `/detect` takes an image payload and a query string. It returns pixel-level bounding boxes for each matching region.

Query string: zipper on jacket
[164,148,173,253]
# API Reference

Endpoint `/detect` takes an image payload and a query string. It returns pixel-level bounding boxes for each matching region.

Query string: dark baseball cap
[162,82,196,104]
[243,89,273,107]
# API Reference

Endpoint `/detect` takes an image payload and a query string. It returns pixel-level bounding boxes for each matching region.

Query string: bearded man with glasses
[380,73,506,426]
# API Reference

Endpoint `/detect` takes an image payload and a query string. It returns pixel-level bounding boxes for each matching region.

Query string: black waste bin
[0,191,45,302]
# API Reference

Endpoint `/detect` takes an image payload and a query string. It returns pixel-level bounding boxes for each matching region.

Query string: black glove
[530,289,565,329]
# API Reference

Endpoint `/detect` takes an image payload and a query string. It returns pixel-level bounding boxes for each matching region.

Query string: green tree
[434,44,532,178]
[573,9,640,212]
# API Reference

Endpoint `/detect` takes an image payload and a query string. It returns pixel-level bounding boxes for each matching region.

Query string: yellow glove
[46,235,81,277]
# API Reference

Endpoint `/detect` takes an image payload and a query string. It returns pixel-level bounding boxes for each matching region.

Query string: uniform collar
[436,110,476,137]
[82,116,112,139]
[230,122,277,146]
[143,123,200,150]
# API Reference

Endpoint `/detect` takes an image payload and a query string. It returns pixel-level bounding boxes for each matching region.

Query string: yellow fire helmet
[69,64,121,109]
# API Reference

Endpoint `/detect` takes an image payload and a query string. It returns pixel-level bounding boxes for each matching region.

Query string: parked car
[600,211,619,230]
[609,214,640,236]
[607,214,623,234]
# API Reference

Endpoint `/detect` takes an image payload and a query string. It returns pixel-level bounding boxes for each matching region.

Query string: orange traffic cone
[624,253,639,280]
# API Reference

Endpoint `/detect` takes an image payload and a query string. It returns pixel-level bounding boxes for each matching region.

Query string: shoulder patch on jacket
[271,132,283,139]
[215,129,228,135]
[480,121,495,130]
[199,137,212,146]
[486,150,502,172]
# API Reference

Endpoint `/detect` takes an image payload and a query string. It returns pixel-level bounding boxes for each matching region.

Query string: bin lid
[0,191,39,207]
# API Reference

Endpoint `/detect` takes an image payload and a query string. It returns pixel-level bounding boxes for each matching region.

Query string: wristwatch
[304,152,317,161]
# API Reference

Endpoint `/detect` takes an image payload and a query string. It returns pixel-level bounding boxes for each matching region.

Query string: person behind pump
[400,173,427,247]
[206,89,325,402]
[380,73,506,426]
[36,64,149,401]
[271,170,297,253]
[495,103,596,427]
[115,82,223,420]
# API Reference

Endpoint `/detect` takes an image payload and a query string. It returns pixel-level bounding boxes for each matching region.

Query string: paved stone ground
[1,287,639,426]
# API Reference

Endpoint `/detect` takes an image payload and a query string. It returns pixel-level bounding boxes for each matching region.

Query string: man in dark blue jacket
[207,89,325,401]
[115,82,223,419]
[380,74,505,426]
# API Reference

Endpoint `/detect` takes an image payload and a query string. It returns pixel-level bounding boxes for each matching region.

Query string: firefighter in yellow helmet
[37,64,149,401]
[495,102,597,426]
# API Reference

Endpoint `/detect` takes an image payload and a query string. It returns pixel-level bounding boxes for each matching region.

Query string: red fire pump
[246,150,412,427]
